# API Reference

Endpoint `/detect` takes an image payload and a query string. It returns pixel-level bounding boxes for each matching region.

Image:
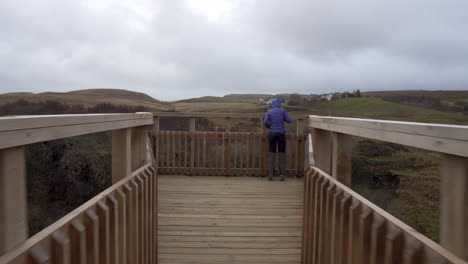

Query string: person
[263,98,292,181]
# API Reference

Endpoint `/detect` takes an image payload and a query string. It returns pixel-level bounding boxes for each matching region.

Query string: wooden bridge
[0,112,468,263]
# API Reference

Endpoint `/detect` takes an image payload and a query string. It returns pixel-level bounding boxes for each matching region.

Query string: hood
[272,98,282,108]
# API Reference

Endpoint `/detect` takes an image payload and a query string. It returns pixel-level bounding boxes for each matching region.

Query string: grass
[309,97,468,124]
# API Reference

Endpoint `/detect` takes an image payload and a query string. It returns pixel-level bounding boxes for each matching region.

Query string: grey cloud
[0,0,467,100]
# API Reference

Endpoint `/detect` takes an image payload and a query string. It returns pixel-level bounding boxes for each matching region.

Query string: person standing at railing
[263,98,292,181]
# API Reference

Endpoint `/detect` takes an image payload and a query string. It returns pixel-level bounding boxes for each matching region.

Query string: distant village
[257,90,362,106]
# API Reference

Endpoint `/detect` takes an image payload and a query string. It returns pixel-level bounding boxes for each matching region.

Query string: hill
[365,90,468,114]
[0,89,174,112]
[306,97,468,125]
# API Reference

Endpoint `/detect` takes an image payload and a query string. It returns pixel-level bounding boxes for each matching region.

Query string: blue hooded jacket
[263,98,292,133]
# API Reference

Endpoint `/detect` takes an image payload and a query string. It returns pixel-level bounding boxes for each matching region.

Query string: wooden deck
[158,175,304,263]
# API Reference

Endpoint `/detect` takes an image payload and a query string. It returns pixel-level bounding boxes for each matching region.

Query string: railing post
[225,118,231,176]
[311,128,332,174]
[440,154,468,261]
[331,132,352,186]
[131,126,148,171]
[112,128,132,183]
[0,146,28,254]
[189,118,196,175]
[152,116,160,167]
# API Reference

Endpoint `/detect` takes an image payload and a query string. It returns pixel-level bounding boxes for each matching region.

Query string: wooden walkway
[158,175,304,264]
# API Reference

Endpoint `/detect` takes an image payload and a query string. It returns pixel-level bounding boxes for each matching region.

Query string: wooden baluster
[347,201,362,264]
[370,219,386,264]
[135,175,146,264]
[215,133,220,175]
[189,118,196,175]
[203,132,207,174]
[324,183,336,263]
[402,243,423,264]
[106,194,119,264]
[96,201,110,264]
[311,175,323,264]
[317,179,330,263]
[246,133,250,176]
[384,231,403,264]
[184,131,188,174]
[175,131,180,174]
[288,134,293,177]
[70,219,86,264]
[123,184,134,263]
[359,210,373,264]
[52,231,71,264]
[84,209,99,264]
[165,132,170,174]
[302,170,311,264]
[233,132,237,175]
[130,179,140,264]
[171,131,175,175]
[330,189,344,264]
[29,246,50,264]
[147,170,154,264]
[337,195,351,264]
[239,133,244,175]
[116,189,127,264]
[143,172,150,264]
[196,132,200,175]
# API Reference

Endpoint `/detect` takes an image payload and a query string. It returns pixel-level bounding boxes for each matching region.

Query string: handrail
[0,113,153,149]
[154,111,308,119]
[309,115,468,157]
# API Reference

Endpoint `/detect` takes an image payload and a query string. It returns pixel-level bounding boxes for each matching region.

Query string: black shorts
[268,132,286,152]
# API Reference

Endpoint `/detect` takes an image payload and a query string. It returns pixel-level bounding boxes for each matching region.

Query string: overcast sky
[1,0,468,101]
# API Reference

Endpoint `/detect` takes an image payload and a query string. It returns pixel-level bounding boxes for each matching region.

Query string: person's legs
[268,133,278,180]
[277,133,286,180]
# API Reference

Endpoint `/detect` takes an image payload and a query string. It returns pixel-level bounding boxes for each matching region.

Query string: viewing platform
[0,112,467,263]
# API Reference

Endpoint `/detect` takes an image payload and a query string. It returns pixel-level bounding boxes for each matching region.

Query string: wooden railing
[151,112,309,177]
[304,115,468,263]
[302,166,464,264]
[0,164,158,264]
[152,131,306,177]
[0,113,155,263]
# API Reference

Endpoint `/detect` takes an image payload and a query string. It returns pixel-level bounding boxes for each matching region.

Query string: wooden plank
[154,112,307,120]
[246,133,250,175]
[84,209,99,264]
[384,231,403,264]
[106,194,119,264]
[370,220,387,264]
[311,128,332,174]
[0,113,152,149]
[112,128,132,184]
[309,116,468,158]
[440,154,468,261]
[331,132,352,186]
[115,189,127,264]
[184,131,188,173]
[51,231,71,264]
[70,220,86,264]
[96,201,110,264]
[0,146,27,255]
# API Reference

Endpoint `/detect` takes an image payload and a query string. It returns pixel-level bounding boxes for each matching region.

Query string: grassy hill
[366,90,468,114]
[0,89,174,112]
[306,97,468,125]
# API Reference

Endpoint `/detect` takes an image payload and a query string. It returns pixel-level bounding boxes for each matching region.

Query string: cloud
[0,0,467,100]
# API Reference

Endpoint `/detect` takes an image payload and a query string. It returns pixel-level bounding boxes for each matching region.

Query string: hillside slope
[0,89,174,111]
